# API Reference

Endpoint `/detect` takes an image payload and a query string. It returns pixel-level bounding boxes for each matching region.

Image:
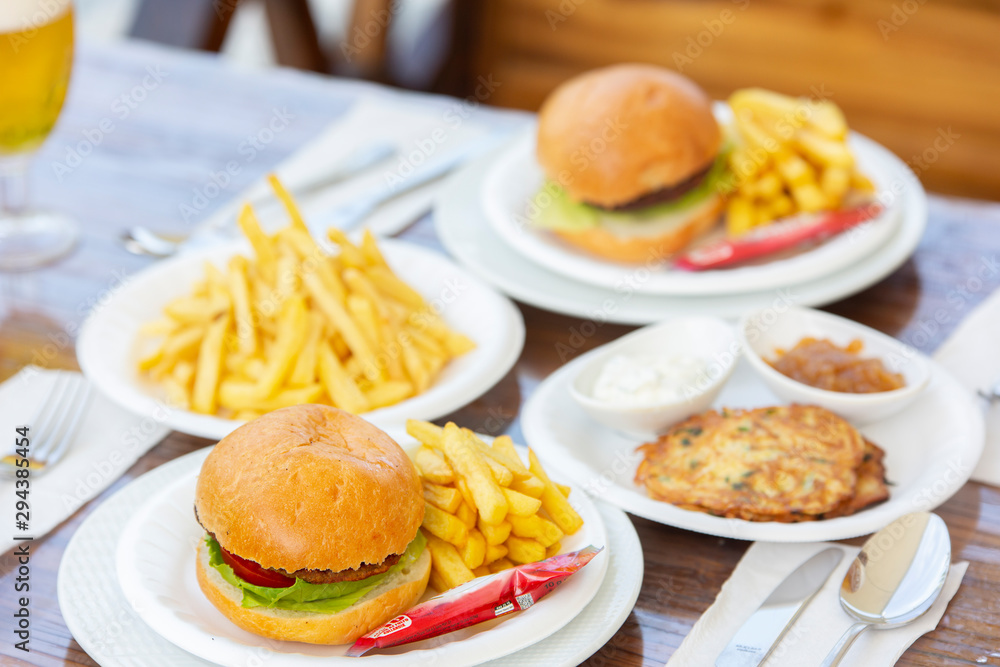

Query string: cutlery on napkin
[0,366,169,554]
[668,542,967,667]
[933,284,1000,486]
[186,96,522,249]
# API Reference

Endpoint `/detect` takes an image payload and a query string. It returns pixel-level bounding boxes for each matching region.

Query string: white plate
[113,443,610,667]
[435,146,927,324]
[58,446,642,667]
[522,340,984,542]
[77,239,525,440]
[482,127,901,296]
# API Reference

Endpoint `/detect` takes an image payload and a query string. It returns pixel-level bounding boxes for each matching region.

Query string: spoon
[820,511,951,667]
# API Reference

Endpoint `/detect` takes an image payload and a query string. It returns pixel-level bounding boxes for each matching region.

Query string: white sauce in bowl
[591,354,707,407]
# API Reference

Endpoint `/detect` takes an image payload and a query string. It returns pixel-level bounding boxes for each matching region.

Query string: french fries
[414,446,454,484]
[724,88,873,236]
[408,420,585,592]
[501,487,543,517]
[508,514,563,547]
[425,534,475,590]
[505,535,546,564]
[460,529,487,569]
[529,449,585,535]
[136,176,475,417]
[443,424,508,525]
[422,502,469,547]
[423,482,462,513]
[489,558,515,573]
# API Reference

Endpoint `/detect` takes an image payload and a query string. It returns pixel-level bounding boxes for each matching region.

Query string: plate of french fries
[481,89,906,296]
[77,178,524,440]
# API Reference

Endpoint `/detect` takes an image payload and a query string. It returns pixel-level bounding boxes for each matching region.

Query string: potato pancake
[635,405,875,521]
[728,440,889,522]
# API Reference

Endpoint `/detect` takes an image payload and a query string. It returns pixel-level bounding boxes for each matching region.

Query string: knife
[715,547,844,667]
[306,133,505,234]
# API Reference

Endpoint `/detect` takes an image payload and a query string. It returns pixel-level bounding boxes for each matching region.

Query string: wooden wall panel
[460,0,1000,199]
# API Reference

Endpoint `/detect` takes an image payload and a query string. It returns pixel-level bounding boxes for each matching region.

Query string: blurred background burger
[531,64,726,263]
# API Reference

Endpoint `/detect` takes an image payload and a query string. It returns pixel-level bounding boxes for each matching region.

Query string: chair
[130,0,393,78]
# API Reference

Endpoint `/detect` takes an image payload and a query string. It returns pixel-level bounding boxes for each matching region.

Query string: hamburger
[193,405,430,645]
[532,64,726,263]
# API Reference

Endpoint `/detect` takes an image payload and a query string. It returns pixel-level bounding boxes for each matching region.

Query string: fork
[121,140,398,258]
[1,372,93,476]
[979,377,1000,402]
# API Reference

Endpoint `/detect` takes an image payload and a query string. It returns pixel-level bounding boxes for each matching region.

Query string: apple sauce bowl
[737,306,930,425]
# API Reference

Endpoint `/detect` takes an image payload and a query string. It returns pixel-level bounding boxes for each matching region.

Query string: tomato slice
[220,546,295,588]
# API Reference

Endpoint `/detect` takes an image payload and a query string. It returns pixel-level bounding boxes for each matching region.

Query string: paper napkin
[188,94,526,246]
[668,542,967,667]
[0,366,168,554]
[934,285,1000,486]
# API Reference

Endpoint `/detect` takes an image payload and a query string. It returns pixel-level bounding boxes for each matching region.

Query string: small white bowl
[738,306,930,424]
[570,316,739,437]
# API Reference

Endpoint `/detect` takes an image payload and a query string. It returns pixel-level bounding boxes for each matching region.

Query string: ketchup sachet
[347,546,603,656]
[673,202,883,271]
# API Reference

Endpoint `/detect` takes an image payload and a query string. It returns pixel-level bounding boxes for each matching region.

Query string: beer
[0,0,74,155]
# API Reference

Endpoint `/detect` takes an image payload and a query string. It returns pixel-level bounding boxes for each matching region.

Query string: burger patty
[276,553,402,584]
[596,161,714,212]
[196,509,402,585]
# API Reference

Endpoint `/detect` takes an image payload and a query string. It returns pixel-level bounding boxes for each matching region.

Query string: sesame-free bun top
[537,64,721,209]
[194,405,423,573]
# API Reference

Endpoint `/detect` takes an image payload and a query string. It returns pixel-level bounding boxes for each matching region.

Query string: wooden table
[2,40,1000,667]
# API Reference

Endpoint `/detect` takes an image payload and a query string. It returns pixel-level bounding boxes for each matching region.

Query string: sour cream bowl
[570,316,739,437]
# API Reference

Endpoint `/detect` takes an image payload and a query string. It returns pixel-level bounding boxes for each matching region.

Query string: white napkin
[668,542,968,666]
[189,94,520,246]
[0,367,168,554]
[933,285,1000,485]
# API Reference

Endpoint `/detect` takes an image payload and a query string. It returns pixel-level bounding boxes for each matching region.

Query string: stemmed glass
[0,0,76,270]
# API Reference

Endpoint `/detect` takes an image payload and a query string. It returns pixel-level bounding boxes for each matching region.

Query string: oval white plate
[114,442,610,667]
[481,119,901,296]
[436,138,926,324]
[522,333,984,542]
[78,239,524,440]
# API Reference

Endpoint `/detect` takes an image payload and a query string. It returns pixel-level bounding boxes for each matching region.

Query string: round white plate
[77,239,525,440]
[58,446,642,667]
[481,127,901,296]
[112,443,612,667]
[435,147,927,324]
[522,340,984,542]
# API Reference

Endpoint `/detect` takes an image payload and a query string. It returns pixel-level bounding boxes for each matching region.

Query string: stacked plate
[435,123,928,324]
[59,441,644,667]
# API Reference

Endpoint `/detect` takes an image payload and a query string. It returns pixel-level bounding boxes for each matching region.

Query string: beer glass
[0,0,75,270]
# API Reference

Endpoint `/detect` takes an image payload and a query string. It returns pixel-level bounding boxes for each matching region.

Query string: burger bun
[552,194,723,264]
[537,63,721,209]
[535,64,723,263]
[194,405,423,574]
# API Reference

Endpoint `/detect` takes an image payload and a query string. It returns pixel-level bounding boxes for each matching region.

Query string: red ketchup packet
[673,202,883,271]
[346,546,603,657]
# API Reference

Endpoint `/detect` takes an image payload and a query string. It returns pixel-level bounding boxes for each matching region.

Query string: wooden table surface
[2,40,1000,667]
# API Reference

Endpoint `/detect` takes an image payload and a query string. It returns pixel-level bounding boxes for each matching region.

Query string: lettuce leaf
[205,531,425,613]
[530,149,731,232]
